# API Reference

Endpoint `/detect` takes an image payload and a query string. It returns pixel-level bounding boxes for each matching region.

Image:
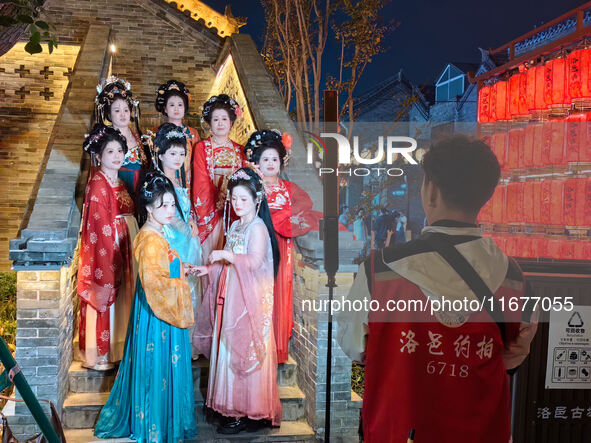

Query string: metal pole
[0,336,60,443]
[322,90,339,441]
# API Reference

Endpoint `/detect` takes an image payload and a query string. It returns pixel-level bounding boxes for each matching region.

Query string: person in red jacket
[338,135,538,443]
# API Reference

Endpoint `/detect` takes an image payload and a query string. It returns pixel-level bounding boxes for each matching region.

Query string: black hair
[154,123,188,187]
[155,80,190,115]
[245,130,288,169]
[226,167,280,277]
[421,135,501,214]
[137,171,184,226]
[99,81,135,124]
[83,123,128,157]
[201,94,238,126]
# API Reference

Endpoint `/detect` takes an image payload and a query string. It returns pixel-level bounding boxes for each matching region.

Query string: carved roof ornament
[164,1,246,37]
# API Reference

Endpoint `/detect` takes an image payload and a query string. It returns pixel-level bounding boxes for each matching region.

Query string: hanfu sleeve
[77,179,122,313]
[135,231,193,328]
[192,141,219,242]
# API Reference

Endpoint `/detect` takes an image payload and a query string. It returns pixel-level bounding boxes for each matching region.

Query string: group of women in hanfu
[75,76,321,440]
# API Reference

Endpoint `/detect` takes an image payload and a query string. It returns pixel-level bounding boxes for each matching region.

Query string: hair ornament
[165,130,185,140]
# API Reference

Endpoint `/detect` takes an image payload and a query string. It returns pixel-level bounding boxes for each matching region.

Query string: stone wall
[0,43,80,271]
[44,0,222,131]
[292,257,362,440]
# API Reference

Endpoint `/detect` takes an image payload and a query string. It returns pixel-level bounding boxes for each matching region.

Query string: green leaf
[52,37,58,49]
[34,20,49,30]
[29,23,38,35]
[24,41,42,54]
[42,31,50,38]
[30,30,41,44]
[17,15,34,24]
[0,16,17,26]
[48,40,54,54]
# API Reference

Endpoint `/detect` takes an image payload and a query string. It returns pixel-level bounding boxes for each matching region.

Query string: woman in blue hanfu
[94,172,198,442]
[153,122,202,354]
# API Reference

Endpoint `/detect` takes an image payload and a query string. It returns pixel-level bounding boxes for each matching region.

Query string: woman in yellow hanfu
[94,172,198,442]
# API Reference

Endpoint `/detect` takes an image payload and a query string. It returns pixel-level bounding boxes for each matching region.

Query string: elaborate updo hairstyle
[226,167,280,276]
[244,129,291,170]
[155,79,190,116]
[201,94,241,128]
[137,171,183,226]
[94,76,140,127]
[83,123,128,164]
[153,123,188,186]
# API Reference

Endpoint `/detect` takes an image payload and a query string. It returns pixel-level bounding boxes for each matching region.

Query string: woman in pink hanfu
[192,167,282,434]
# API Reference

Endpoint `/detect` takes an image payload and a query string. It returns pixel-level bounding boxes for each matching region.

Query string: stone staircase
[62,357,315,442]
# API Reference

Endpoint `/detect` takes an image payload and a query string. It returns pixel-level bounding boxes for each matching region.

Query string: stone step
[63,385,307,429]
[68,356,298,393]
[63,419,315,442]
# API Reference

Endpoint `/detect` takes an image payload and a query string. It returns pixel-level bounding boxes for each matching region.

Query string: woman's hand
[189,219,199,237]
[188,265,209,277]
[208,250,234,264]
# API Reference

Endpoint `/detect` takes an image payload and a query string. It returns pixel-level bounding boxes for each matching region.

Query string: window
[435,64,466,102]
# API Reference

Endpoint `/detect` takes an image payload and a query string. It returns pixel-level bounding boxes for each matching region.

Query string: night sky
[207,0,588,93]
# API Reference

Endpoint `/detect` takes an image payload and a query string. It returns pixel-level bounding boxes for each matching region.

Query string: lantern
[478,195,493,223]
[547,238,562,258]
[491,80,509,121]
[565,112,586,163]
[531,236,547,258]
[478,85,492,123]
[524,123,542,167]
[491,184,506,224]
[523,181,534,223]
[574,241,591,260]
[507,127,524,169]
[532,180,542,224]
[521,236,533,258]
[541,179,564,225]
[585,178,591,226]
[490,132,507,169]
[532,122,546,167]
[563,178,587,226]
[505,235,518,256]
[548,119,566,165]
[526,65,548,116]
[506,182,524,222]
[545,57,570,114]
[568,46,591,110]
[509,72,528,119]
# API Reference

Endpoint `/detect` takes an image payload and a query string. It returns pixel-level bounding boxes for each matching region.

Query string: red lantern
[540,179,564,225]
[478,196,493,223]
[565,113,585,163]
[521,237,533,258]
[478,85,492,123]
[532,122,545,167]
[491,80,509,121]
[509,73,528,118]
[490,132,507,168]
[574,241,591,260]
[491,184,506,224]
[531,236,547,257]
[523,181,534,223]
[526,65,548,114]
[524,123,542,167]
[507,127,524,169]
[564,177,586,226]
[544,57,570,112]
[568,47,591,109]
[585,178,591,226]
[547,238,561,258]
[548,119,566,165]
[505,235,518,256]
[532,180,542,223]
[506,182,524,222]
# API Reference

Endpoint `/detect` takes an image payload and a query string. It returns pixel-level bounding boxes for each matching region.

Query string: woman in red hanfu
[245,129,346,363]
[154,79,200,189]
[77,124,139,371]
[192,94,246,262]
[94,76,149,199]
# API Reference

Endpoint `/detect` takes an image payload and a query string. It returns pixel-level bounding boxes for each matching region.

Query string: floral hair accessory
[282,132,292,151]
[234,106,243,117]
[165,130,185,140]
[229,169,251,181]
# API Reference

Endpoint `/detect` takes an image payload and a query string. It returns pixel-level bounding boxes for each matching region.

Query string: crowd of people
[77,76,324,440]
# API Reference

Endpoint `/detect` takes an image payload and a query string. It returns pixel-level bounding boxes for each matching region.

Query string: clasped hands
[184,250,234,277]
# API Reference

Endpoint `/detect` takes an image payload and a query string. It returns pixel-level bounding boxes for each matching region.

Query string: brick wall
[44,0,222,130]
[293,257,361,440]
[0,43,80,271]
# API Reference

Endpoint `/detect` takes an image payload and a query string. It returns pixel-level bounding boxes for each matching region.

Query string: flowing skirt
[273,234,292,364]
[94,278,197,442]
